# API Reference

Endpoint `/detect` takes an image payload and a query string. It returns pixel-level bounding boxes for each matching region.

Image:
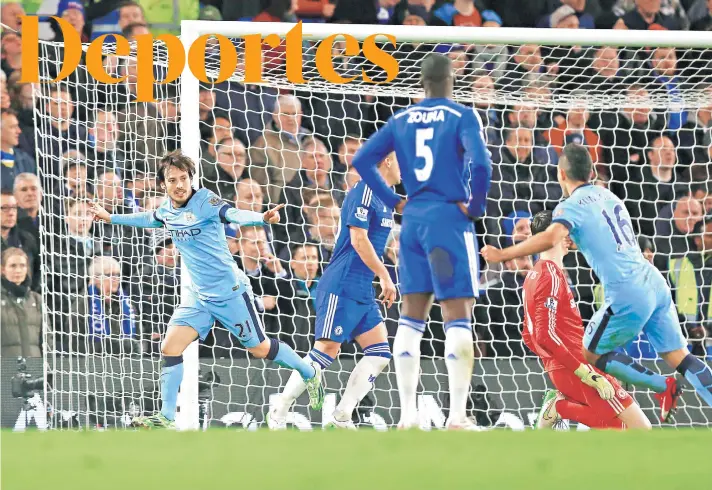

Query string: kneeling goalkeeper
[523,211,651,430]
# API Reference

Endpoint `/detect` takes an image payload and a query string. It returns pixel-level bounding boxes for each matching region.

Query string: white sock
[274,369,306,418]
[444,322,474,422]
[393,322,424,424]
[335,354,390,420]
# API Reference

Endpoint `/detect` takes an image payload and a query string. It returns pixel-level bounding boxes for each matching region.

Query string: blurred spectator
[1,109,35,190]
[202,137,247,201]
[538,0,596,28]
[1,247,42,357]
[669,215,712,354]
[1,31,22,78]
[334,134,363,174]
[13,173,41,243]
[332,0,379,23]
[431,0,482,26]
[250,95,312,204]
[273,242,320,355]
[0,189,39,289]
[476,251,533,357]
[89,108,124,176]
[294,0,336,21]
[678,85,712,166]
[690,0,712,30]
[235,178,265,213]
[470,13,509,83]
[56,0,90,43]
[584,46,627,95]
[376,0,401,23]
[613,0,682,29]
[117,1,146,30]
[116,60,166,177]
[599,84,663,189]
[0,2,25,32]
[70,255,138,354]
[63,160,93,201]
[544,93,603,170]
[647,47,688,131]
[134,230,178,355]
[486,127,561,243]
[229,225,284,319]
[303,192,341,264]
[626,135,687,237]
[470,73,502,144]
[36,85,88,178]
[275,136,344,250]
[654,194,703,270]
[502,210,533,247]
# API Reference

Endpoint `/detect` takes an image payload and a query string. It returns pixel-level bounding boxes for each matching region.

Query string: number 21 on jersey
[415,128,434,181]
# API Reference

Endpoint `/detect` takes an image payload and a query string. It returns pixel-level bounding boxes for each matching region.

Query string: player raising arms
[352,53,492,430]
[89,150,323,429]
[268,154,400,430]
[483,144,712,421]
[523,211,650,430]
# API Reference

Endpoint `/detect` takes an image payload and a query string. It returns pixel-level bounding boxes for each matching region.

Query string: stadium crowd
[1,0,712,365]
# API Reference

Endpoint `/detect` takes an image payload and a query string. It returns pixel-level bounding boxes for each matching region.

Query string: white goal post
[34,19,712,431]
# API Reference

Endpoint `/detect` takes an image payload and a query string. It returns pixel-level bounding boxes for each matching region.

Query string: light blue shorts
[169,290,266,348]
[584,264,687,355]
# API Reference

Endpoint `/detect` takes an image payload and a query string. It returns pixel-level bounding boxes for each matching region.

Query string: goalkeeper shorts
[314,291,383,344]
[169,290,266,348]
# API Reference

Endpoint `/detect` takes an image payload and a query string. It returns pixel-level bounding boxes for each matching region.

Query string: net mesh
[37,33,712,430]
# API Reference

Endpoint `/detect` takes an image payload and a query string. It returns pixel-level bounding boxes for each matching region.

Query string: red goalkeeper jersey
[522,259,585,373]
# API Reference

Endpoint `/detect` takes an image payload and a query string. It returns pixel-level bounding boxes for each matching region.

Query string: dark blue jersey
[352,98,492,219]
[317,181,394,303]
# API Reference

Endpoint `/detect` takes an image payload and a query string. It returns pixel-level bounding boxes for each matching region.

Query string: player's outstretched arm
[482,222,569,264]
[89,202,163,228]
[222,204,284,227]
[349,227,396,308]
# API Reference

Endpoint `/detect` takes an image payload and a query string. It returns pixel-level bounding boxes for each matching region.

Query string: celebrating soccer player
[352,53,492,430]
[89,150,324,429]
[482,144,712,421]
[523,210,650,430]
[268,153,400,430]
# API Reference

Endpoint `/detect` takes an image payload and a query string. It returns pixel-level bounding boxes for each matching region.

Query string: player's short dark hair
[638,235,654,252]
[420,53,452,83]
[561,144,593,183]
[692,213,712,235]
[157,150,196,185]
[531,210,553,236]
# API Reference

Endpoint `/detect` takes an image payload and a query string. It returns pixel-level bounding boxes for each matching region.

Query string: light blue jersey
[110,187,268,343]
[552,183,686,355]
[552,184,648,286]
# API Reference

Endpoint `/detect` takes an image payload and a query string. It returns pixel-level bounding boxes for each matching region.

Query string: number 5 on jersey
[415,128,434,181]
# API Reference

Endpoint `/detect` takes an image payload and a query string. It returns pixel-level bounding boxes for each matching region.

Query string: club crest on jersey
[208,195,222,206]
[355,207,368,222]
[618,388,629,399]
[184,212,196,223]
[334,326,343,336]
[407,109,445,124]
[553,208,563,217]
[545,297,558,311]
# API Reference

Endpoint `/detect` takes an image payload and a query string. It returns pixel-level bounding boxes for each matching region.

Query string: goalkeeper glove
[574,364,615,400]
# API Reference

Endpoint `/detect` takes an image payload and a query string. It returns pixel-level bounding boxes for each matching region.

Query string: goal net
[35,22,712,430]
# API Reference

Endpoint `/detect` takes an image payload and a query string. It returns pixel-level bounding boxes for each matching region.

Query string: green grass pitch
[2,429,710,490]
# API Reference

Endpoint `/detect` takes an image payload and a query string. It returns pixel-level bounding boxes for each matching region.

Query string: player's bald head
[420,53,454,97]
[559,143,593,183]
